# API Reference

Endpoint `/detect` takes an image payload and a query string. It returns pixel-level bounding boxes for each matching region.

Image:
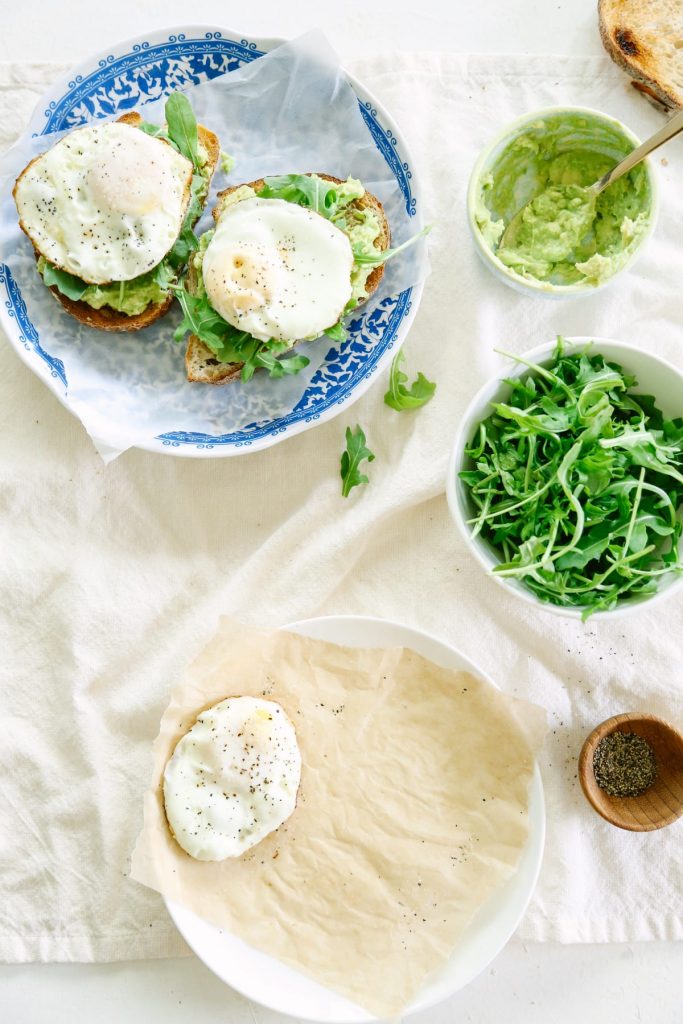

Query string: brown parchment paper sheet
[130,619,547,1017]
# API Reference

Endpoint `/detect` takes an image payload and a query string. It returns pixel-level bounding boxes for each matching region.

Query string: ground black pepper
[593,731,658,797]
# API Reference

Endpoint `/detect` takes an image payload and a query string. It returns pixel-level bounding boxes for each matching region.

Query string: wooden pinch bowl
[579,713,683,832]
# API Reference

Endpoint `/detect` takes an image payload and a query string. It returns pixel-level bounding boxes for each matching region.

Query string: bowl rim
[466,104,660,298]
[446,336,683,621]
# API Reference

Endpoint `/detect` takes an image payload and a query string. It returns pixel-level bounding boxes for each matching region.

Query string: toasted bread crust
[18,112,220,333]
[186,173,390,384]
[184,258,242,383]
[186,335,244,384]
[599,0,683,111]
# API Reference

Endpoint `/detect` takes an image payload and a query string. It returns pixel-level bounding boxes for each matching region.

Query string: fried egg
[202,197,354,344]
[163,696,301,861]
[14,122,193,284]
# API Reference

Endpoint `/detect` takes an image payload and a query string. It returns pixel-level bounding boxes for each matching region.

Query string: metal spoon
[500,106,683,249]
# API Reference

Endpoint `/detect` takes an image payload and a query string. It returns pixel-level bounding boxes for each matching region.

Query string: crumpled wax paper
[130,620,547,1017]
[0,32,429,461]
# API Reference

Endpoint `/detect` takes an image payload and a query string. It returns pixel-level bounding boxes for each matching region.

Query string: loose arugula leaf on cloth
[384,349,436,411]
[458,337,683,618]
[340,426,375,498]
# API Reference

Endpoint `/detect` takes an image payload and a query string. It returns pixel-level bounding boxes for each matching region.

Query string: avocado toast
[13,96,220,332]
[175,172,396,384]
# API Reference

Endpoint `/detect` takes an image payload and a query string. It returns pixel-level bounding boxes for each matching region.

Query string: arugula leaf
[153,261,176,290]
[166,171,209,269]
[172,288,248,358]
[138,121,173,145]
[242,347,309,382]
[384,349,436,411]
[352,225,432,267]
[458,338,683,617]
[257,174,341,218]
[173,287,310,382]
[41,263,88,300]
[600,430,683,483]
[556,531,613,570]
[167,227,198,269]
[340,425,375,498]
[493,401,571,434]
[164,92,199,169]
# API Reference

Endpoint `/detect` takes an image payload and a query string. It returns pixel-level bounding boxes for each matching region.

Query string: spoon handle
[596,107,683,194]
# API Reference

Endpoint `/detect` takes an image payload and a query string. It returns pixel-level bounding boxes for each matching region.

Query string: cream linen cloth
[1,52,682,964]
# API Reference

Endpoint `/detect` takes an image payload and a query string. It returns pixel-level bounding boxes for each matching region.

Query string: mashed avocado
[191,230,214,299]
[75,270,170,315]
[35,254,171,314]
[497,184,597,277]
[330,178,382,307]
[475,114,653,287]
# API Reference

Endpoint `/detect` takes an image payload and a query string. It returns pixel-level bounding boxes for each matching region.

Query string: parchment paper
[130,620,547,1017]
[0,32,429,461]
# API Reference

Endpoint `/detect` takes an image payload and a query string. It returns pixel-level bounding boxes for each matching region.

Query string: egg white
[202,197,354,344]
[14,122,193,285]
[163,696,301,861]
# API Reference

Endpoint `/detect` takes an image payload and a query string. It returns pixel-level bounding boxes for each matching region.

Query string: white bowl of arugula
[448,337,683,619]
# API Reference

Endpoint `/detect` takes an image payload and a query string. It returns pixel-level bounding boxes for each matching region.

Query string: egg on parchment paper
[163,696,302,861]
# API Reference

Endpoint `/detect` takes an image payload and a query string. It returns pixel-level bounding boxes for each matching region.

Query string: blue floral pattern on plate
[2,29,421,455]
[0,264,67,386]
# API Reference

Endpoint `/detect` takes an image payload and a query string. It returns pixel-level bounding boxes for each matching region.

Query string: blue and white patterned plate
[1,26,424,458]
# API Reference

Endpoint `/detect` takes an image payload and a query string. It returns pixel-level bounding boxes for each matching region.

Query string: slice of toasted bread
[599,0,683,111]
[22,111,220,333]
[186,335,244,384]
[186,174,390,384]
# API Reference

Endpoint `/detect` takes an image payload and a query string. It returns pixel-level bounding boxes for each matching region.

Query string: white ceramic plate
[165,615,545,1021]
[0,26,424,457]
